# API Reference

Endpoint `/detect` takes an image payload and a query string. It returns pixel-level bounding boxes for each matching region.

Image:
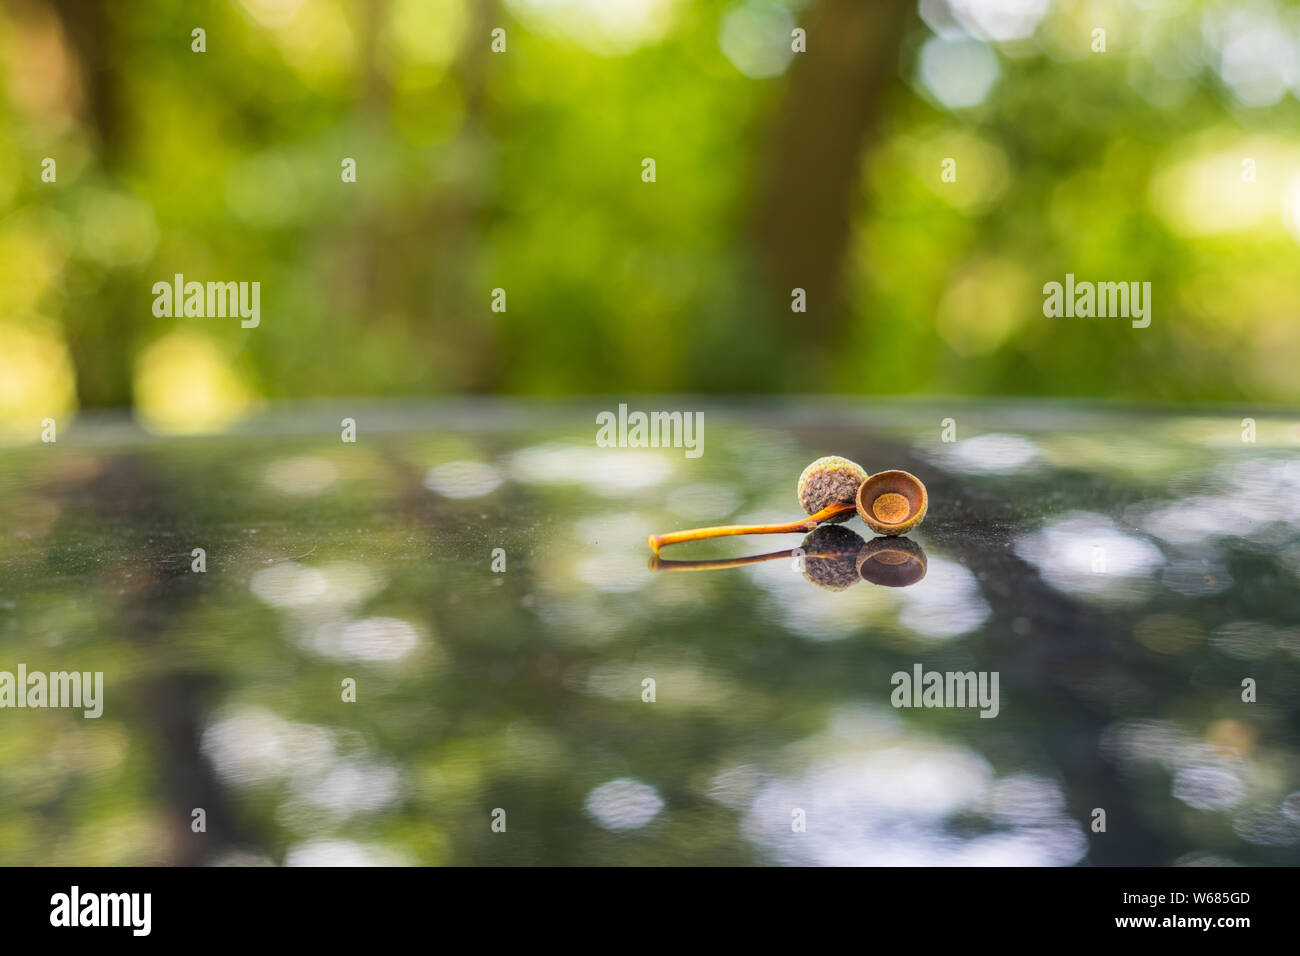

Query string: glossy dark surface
[1,401,1297,865]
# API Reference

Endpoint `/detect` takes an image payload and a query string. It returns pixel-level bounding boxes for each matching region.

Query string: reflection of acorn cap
[856,470,927,536]
[797,456,868,524]
[799,525,866,591]
[856,536,927,587]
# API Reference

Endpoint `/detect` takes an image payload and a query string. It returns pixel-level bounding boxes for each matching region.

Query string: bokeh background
[2,1,1300,868]
[2,0,1300,442]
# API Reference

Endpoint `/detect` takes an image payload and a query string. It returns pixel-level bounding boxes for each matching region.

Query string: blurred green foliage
[1,0,1299,431]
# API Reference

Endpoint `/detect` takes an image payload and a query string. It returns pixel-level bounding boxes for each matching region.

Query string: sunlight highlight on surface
[306,616,423,662]
[584,778,665,830]
[931,432,1041,474]
[283,840,412,866]
[265,456,340,496]
[744,716,1085,866]
[423,460,504,499]
[508,441,675,496]
[1014,512,1165,605]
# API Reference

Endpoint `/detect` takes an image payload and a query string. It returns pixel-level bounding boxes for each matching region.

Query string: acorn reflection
[855,536,927,588]
[797,525,866,591]
[648,527,926,589]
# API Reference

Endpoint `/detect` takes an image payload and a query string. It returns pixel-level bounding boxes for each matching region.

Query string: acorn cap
[797,456,868,524]
[856,536,927,588]
[855,469,927,536]
[799,525,866,591]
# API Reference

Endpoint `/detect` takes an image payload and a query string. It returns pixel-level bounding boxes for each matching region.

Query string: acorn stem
[650,547,859,572]
[647,501,856,553]
[649,549,794,572]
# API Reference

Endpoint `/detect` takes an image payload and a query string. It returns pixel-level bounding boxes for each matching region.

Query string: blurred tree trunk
[751,0,911,378]
[39,0,134,408]
[345,0,505,393]
[44,0,119,155]
[425,0,505,391]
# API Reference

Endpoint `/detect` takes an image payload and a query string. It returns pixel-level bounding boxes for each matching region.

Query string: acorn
[855,536,927,587]
[648,527,864,589]
[647,456,863,552]
[799,525,867,591]
[856,469,927,536]
[797,456,869,524]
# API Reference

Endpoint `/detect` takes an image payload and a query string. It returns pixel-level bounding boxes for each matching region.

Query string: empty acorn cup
[855,536,927,588]
[856,469,927,536]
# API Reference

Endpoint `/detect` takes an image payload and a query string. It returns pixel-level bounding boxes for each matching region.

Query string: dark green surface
[1,401,1298,865]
